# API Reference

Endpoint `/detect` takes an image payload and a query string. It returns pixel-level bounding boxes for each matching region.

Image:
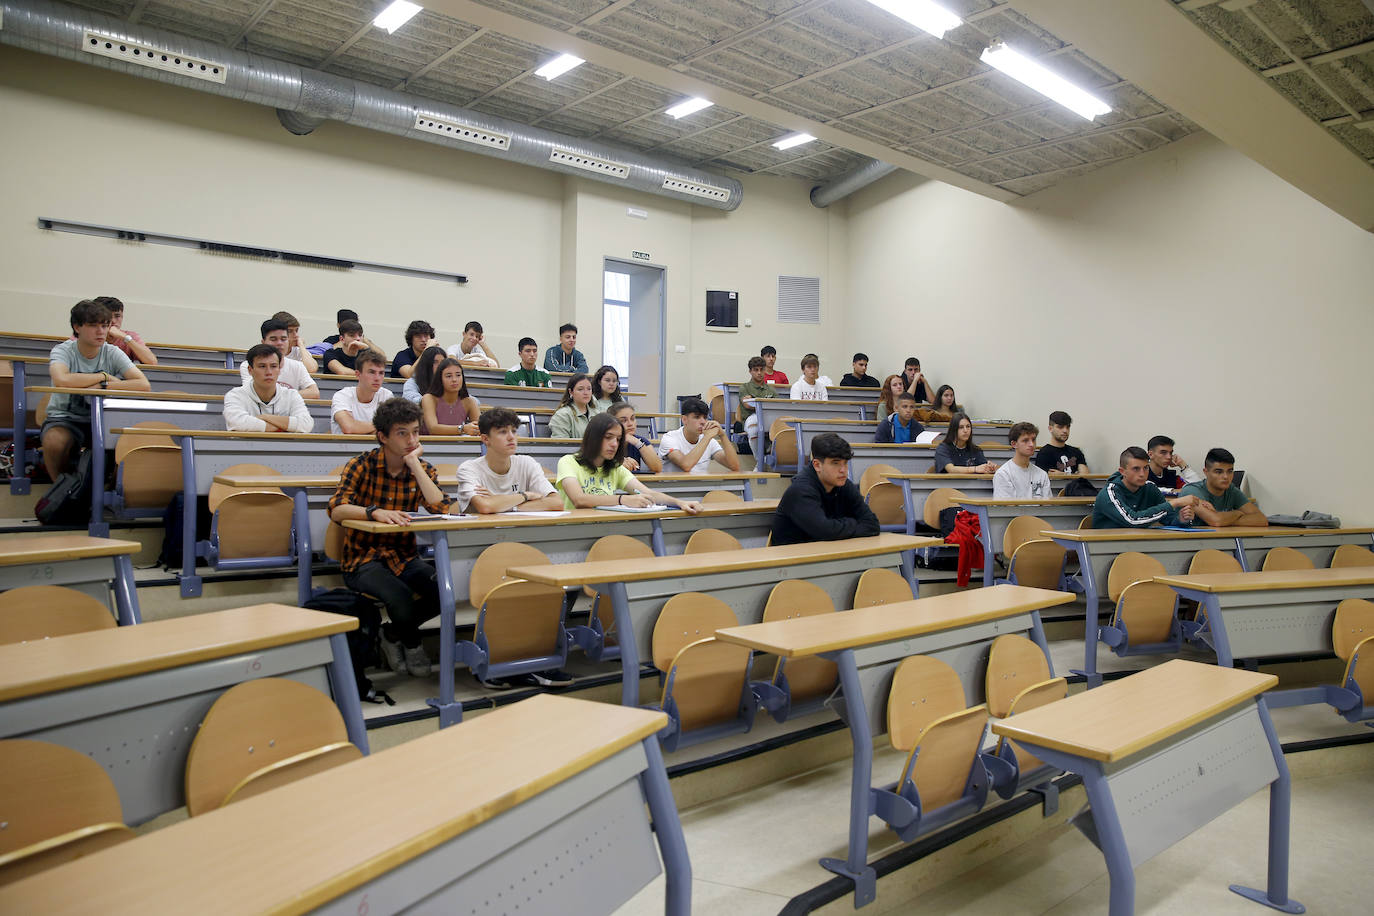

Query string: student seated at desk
[445,320,499,368]
[1146,434,1199,489]
[94,295,158,366]
[239,318,319,399]
[591,365,624,412]
[420,359,479,437]
[324,319,376,376]
[607,402,661,473]
[544,323,589,374]
[875,393,926,443]
[761,345,789,387]
[840,352,881,388]
[903,357,932,404]
[391,320,435,379]
[318,308,353,348]
[42,298,151,481]
[1180,448,1266,528]
[993,422,1052,499]
[549,374,600,440]
[658,397,740,474]
[927,384,961,423]
[771,432,879,546]
[738,356,777,439]
[504,337,552,387]
[1093,446,1199,529]
[224,344,313,433]
[556,414,700,513]
[456,408,562,513]
[403,347,446,404]
[1034,410,1089,475]
[331,350,394,435]
[790,355,830,401]
[272,310,318,374]
[328,398,452,677]
[875,374,906,422]
[934,413,996,474]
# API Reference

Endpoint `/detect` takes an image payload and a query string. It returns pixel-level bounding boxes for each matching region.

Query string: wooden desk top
[114,427,477,443]
[852,442,1011,452]
[990,660,1276,763]
[957,498,1095,507]
[0,605,355,703]
[715,585,1074,657]
[214,474,461,488]
[342,499,779,534]
[890,472,1110,481]
[468,381,648,397]
[0,694,666,915]
[1156,566,1374,593]
[28,386,331,408]
[508,533,937,587]
[1047,526,1367,543]
[0,534,141,567]
[0,353,49,364]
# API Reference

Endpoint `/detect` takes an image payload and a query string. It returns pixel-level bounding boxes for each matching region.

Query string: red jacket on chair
[944,510,985,587]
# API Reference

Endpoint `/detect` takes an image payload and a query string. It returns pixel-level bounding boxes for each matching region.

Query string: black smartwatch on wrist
[365,505,378,520]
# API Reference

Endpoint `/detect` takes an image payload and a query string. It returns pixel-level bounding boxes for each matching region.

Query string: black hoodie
[771,464,881,546]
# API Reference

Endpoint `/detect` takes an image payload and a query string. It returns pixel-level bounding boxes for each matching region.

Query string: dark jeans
[342,557,438,648]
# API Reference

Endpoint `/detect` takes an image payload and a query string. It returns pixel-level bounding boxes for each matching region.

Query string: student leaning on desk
[1092,446,1200,529]
[556,413,701,513]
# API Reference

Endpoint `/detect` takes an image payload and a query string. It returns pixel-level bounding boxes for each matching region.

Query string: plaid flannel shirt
[328,447,452,574]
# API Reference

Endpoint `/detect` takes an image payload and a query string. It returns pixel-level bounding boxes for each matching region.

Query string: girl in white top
[556,414,701,512]
[590,365,624,412]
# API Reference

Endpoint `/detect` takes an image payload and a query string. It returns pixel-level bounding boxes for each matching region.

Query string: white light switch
[674,345,687,353]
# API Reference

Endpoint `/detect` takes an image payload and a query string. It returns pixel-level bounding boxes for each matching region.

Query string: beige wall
[846,132,1374,520]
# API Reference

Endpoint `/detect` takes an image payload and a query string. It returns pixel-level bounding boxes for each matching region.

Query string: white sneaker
[403,643,432,678]
[379,633,404,672]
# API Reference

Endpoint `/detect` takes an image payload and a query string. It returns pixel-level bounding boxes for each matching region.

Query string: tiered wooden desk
[0,534,142,626]
[956,497,1094,587]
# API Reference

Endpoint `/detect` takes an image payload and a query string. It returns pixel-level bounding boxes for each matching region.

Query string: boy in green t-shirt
[1179,448,1266,528]
[504,337,552,387]
[737,355,776,438]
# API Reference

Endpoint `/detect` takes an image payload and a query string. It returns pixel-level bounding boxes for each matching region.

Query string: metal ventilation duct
[0,0,743,210]
[810,159,898,208]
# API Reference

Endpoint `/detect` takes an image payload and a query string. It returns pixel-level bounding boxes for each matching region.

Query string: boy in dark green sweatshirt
[1093,446,1200,529]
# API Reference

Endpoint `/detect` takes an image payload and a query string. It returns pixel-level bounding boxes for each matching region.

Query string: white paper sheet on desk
[501,510,571,517]
[596,504,670,513]
[914,430,941,445]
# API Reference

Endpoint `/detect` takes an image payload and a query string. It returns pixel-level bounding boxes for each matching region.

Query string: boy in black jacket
[771,433,881,546]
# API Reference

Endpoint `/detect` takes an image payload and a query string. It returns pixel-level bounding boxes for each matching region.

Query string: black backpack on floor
[302,588,395,706]
[35,448,93,526]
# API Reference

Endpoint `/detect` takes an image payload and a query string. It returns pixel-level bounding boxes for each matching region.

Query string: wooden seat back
[865,481,906,527]
[1189,548,1243,576]
[469,541,552,608]
[904,705,989,812]
[887,655,967,752]
[701,489,744,504]
[1332,598,1374,662]
[998,677,1069,773]
[432,463,458,477]
[184,679,359,817]
[922,487,966,530]
[705,386,726,425]
[1344,640,1374,708]
[209,463,293,559]
[583,534,654,608]
[663,638,752,732]
[480,580,570,663]
[1114,581,1178,646]
[853,567,914,607]
[1006,540,1066,590]
[1261,546,1314,572]
[1330,545,1374,569]
[769,416,799,467]
[1002,515,1049,558]
[0,587,116,645]
[651,592,739,672]
[1106,551,1167,603]
[684,527,743,555]
[114,421,182,509]
[984,634,1051,719]
[113,420,178,464]
[1077,515,1093,529]
[762,580,837,702]
[859,463,900,495]
[0,739,133,887]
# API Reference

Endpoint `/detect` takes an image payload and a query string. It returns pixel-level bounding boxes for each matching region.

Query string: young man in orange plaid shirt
[328,398,451,677]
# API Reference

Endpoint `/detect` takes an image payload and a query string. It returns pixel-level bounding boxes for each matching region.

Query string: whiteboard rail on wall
[37,216,468,285]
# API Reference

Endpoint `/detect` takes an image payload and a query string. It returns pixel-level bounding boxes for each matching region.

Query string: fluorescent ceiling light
[866,0,963,39]
[773,132,816,151]
[666,97,713,119]
[372,1,422,34]
[535,53,585,81]
[980,40,1112,121]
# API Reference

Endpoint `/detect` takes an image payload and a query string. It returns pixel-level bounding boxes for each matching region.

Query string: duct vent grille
[82,31,227,84]
[414,114,511,150]
[778,276,821,324]
[550,148,629,179]
[661,178,732,202]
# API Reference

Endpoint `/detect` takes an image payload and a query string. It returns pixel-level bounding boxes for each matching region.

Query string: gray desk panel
[0,639,334,825]
[1240,531,1374,570]
[0,555,115,612]
[1210,584,1374,659]
[1080,537,1226,607]
[185,436,482,492]
[657,512,772,554]
[0,335,233,370]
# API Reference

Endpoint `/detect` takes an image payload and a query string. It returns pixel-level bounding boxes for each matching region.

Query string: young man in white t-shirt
[240,317,319,399]
[658,397,741,474]
[455,408,563,513]
[789,355,829,400]
[993,421,1053,499]
[445,320,499,367]
[331,349,394,434]
[224,344,313,433]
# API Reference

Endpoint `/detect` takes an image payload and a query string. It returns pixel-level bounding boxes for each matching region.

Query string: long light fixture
[773,132,816,151]
[866,0,963,39]
[535,53,585,81]
[372,1,422,34]
[666,97,713,119]
[980,40,1112,121]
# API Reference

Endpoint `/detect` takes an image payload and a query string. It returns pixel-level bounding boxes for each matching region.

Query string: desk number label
[245,656,263,675]
[29,565,54,580]
[356,894,369,916]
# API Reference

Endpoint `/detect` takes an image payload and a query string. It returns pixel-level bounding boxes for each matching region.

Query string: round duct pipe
[810,159,897,208]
